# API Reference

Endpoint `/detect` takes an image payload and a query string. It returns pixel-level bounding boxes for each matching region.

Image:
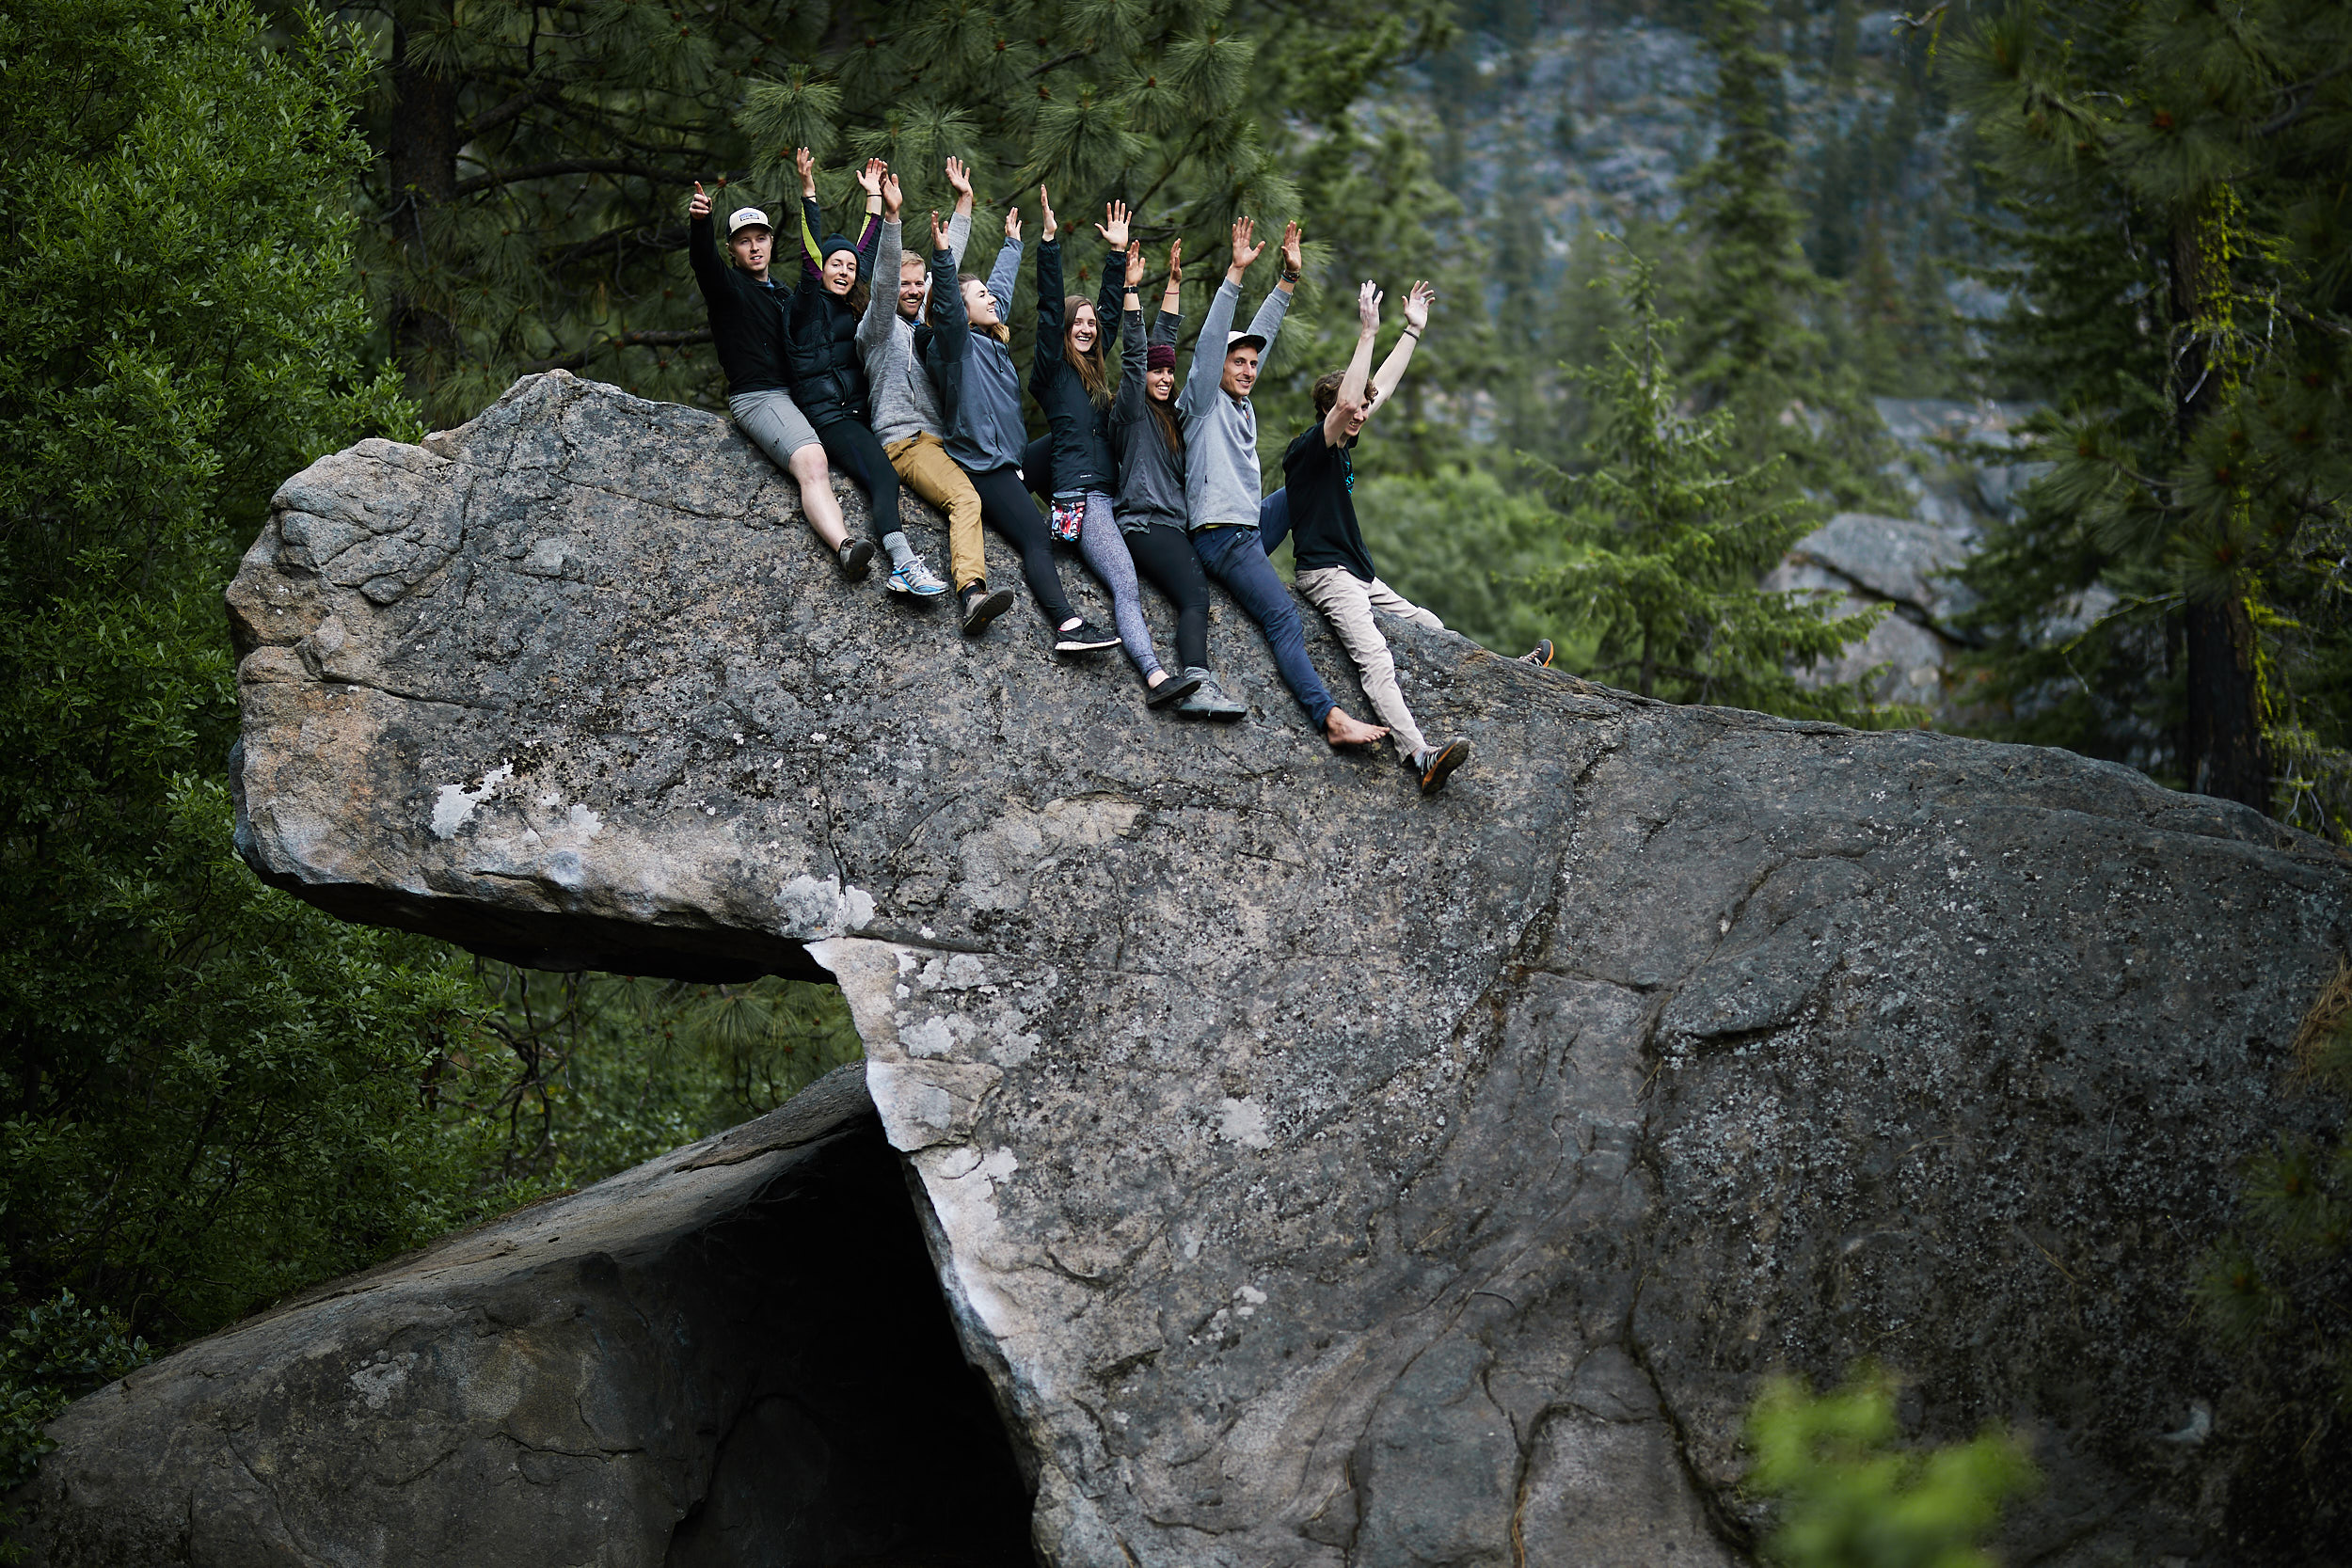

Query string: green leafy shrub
[1745,1365,2039,1568]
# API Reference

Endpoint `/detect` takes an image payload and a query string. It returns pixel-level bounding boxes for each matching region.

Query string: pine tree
[1533,252,1884,716]
[337,0,1455,425]
[0,0,485,1370]
[1680,0,1899,515]
[1947,0,2352,825]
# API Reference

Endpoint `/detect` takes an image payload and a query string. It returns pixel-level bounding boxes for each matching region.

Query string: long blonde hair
[1063,297,1108,405]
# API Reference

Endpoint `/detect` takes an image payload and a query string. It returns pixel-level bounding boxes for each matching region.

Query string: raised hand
[945,156,974,201]
[1403,279,1436,331]
[1357,278,1383,331]
[1038,184,1057,242]
[856,157,885,198]
[1004,203,1023,243]
[1280,220,1304,277]
[1166,237,1183,284]
[1125,238,1142,281]
[1230,216,1263,275]
[881,169,903,219]
[688,181,711,219]
[795,146,817,198]
[1096,199,1130,250]
[930,209,949,251]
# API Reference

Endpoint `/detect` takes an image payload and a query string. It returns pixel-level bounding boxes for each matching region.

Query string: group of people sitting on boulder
[686,153,1551,796]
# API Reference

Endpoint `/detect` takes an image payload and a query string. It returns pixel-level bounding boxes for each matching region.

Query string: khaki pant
[885,432,986,591]
[1295,566,1445,762]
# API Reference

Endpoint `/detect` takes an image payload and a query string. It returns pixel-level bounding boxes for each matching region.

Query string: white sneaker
[887,558,950,598]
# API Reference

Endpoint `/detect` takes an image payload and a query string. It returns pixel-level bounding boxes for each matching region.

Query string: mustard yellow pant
[885,432,986,591]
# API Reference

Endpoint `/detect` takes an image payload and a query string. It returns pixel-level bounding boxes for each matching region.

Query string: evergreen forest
[1,0,2346,1543]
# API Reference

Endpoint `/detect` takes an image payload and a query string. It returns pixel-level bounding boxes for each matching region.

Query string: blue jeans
[1191,524,1334,726]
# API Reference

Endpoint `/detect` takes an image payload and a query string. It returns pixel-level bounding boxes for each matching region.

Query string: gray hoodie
[1111,306,1187,532]
[1175,277,1289,530]
[860,210,971,447]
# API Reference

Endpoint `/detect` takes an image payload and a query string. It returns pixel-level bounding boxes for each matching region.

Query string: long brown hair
[1063,296,1108,405]
[959,274,1010,343]
[1145,374,1183,455]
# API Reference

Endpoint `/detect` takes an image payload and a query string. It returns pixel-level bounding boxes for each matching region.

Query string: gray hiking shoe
[1175,668,1248,721]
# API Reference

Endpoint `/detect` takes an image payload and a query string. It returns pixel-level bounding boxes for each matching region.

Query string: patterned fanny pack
[1048,497,1086,544]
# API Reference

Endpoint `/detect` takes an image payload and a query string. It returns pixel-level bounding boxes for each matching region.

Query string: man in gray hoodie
[1179,218,1387,748]
[858,157,1012,633]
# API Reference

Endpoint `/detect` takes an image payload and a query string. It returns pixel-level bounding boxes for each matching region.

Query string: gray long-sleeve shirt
[1175,277,1290,530]
[1111,306,1188,531]
[862,211,970,447]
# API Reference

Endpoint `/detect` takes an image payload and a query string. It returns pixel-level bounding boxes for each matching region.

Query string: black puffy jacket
[787,278,870,429]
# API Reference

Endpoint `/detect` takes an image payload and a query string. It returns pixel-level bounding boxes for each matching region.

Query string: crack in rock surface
[29,372,2350,1566]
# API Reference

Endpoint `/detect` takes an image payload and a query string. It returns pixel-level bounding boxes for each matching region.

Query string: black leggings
[1123,519,1211,673]
[966,464,1073,625]
[817,418,902,546]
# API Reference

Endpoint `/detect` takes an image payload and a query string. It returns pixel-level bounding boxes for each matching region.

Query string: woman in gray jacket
[1110,238,1246,719]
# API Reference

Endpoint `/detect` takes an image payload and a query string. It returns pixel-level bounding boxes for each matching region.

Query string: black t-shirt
[1282,426,1375,582]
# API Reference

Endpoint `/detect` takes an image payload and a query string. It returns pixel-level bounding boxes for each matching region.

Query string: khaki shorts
[727,388,819,464]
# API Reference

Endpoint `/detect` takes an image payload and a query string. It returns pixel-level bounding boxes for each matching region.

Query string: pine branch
[2255,60,2352,137]
[452,158,728,196]
[462,81,567,141]
[546,220,690,269]
[527,327,712,373]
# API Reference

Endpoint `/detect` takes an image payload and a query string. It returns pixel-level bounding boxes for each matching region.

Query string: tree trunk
[2169,203,2271,814]
[386,8,462,399]
[2183,593,2269,810]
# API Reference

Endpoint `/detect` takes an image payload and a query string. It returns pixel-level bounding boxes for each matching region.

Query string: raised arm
[858,174,905,355]
[685,182,725,303]
[1243,220,1302,357]
[1092,200,1130,325]
[986,201,1025,325]
[1364,279,1434,423]
[944,156,976,267]
[1322,280,1382,447]
[925,209,970,361]
[1181,217,1259,415]
[794,147,824,279]
[1034,188,1065,393]
[1115,241,1149,425]
[851,157,884,262]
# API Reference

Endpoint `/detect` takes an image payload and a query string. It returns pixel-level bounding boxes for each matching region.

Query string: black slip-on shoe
[1520,638,1555,668]
[1052,619,1120,654]
[837,538,875,579]
[960,583,1014,636]
[1417,736,1471,796]
[1145,668,1205,709]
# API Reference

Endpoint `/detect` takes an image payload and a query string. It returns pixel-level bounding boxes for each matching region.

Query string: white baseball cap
[726,206,771,236]
[1226,329,1268,353]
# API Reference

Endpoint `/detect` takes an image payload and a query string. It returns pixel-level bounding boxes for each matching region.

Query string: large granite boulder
[29,372,2350,1565]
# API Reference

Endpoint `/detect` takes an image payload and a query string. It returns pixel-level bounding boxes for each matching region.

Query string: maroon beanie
[1147,342,1176,371]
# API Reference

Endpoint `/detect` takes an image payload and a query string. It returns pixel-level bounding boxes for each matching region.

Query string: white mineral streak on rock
[773,873,876,938]
[346,1352,414,1412]
[1217,1096,1274,1149]
[430,764,513,838]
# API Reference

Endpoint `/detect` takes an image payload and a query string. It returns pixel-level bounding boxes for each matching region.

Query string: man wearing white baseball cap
[686,181,872,578]
[1177,216,1388,750]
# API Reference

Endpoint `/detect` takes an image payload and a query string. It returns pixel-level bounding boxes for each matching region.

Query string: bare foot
[1325,708,1389,747]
